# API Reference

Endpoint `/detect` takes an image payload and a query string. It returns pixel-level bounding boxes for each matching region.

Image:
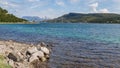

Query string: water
[0,23,120,68]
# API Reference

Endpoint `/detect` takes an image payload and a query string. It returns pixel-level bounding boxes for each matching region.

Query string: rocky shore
[0,40,51,68]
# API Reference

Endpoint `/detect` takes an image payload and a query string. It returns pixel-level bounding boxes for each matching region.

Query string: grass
[0,55,12,68]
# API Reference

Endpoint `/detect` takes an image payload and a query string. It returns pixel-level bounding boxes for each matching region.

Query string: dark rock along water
[0,23,120,68]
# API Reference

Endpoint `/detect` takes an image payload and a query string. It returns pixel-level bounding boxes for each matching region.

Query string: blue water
[0,23,120,68]
[0,23,120,43]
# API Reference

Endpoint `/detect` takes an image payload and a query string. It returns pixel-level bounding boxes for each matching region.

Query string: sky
[0,0,120,18]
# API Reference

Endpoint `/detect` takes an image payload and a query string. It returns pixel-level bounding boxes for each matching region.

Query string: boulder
[36,44,41,50]
[29,51,45,63]
[7,53,18,62]
[8,59,14,67]
[7,52,23,62]
[26,46,38,56]
[41,47,50,55]
[41,42,47,47]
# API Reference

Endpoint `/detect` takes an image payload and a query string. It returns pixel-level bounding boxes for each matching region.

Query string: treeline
[0,7,27,23]
[47,13,120,23]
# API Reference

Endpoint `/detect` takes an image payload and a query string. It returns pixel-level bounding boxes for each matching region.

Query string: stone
[8,59,14,67]
[36,44,41,50]
[7,52,23,62]
[41,42,47,47]
[7,53,18,62]
[29,51,44,63]
[41,47,50,55]
[26,46,38,56]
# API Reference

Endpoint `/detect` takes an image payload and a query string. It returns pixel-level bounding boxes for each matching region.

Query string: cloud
[56,1,65,6]
[0,0,18,7]
[89,2,109,13]
[99,8,109,13]
[89,2,98,12]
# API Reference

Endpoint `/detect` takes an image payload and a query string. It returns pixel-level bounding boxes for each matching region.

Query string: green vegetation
[0,55,12,68]
[47,13,120,23]
[0,7,27,23]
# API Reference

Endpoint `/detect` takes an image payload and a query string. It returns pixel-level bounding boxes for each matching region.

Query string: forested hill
[0,7,27,23]
[47,13,120,23]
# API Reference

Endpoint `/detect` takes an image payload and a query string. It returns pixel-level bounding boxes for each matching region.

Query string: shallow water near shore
[0,23,120,68]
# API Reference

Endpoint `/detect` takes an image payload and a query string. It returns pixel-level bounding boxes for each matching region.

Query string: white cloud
[89,2,98,12]
[89,2,109,13]
[99,8,109,13]
[0,0,18,7]
[56,1,65,6]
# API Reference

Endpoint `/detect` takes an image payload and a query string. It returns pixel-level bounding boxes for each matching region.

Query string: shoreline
[0,40,51,68]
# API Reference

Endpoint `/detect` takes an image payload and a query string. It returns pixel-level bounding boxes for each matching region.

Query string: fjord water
[0,23,120,67]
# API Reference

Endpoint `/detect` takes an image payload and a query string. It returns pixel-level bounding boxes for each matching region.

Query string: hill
[47,13,120,23]
[0,7,27,23]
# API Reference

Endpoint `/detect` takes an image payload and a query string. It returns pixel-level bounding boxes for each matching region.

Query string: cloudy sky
[0,0,120,18]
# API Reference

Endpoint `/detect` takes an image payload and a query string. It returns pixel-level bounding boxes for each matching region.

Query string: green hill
[0,7,27,23]
[47,13,120,23]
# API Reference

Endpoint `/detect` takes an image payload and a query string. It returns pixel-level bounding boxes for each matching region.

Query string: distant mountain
[22,16,44,22]
[0,7,27,23]
[47,13,120,23]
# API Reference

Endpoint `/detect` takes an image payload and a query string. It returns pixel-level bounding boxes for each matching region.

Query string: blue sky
[0,0,120,18]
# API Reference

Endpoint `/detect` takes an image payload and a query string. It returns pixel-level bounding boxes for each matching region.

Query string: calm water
[0,23,120,68]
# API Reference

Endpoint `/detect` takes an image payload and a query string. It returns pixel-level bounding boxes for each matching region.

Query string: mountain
[47,13,120,23]
[22,16,44,22]
[0,7,27,23]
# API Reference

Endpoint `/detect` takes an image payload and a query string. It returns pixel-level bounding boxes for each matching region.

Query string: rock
[41,47,50,55]
[41,42,47,47]
[40,57,47,62]
[7,53,18,62]
[29,51,44,63]
[45,55,50,59]
[26,46,38,56]
[7,52,23,62]
[8,59,14,67]
[36,44,41,50]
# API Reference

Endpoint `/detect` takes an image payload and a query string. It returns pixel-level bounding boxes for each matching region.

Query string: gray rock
[29,51,45,63]
[7,52,23,62]
[41,47,50,55]
[26,46,38,56]
[41,42,47,47]
[7,53,18,62]
[8,59,14,67]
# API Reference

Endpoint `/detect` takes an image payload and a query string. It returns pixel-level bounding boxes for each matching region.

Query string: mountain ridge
[47,13,120,23]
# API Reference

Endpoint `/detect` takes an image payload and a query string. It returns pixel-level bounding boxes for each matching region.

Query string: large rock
[7,52,24,62]
[41,42,47,47]
[8,59,14,67]
[26,46,38,56]
[41,47,50,55]
[29,51,45,63]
